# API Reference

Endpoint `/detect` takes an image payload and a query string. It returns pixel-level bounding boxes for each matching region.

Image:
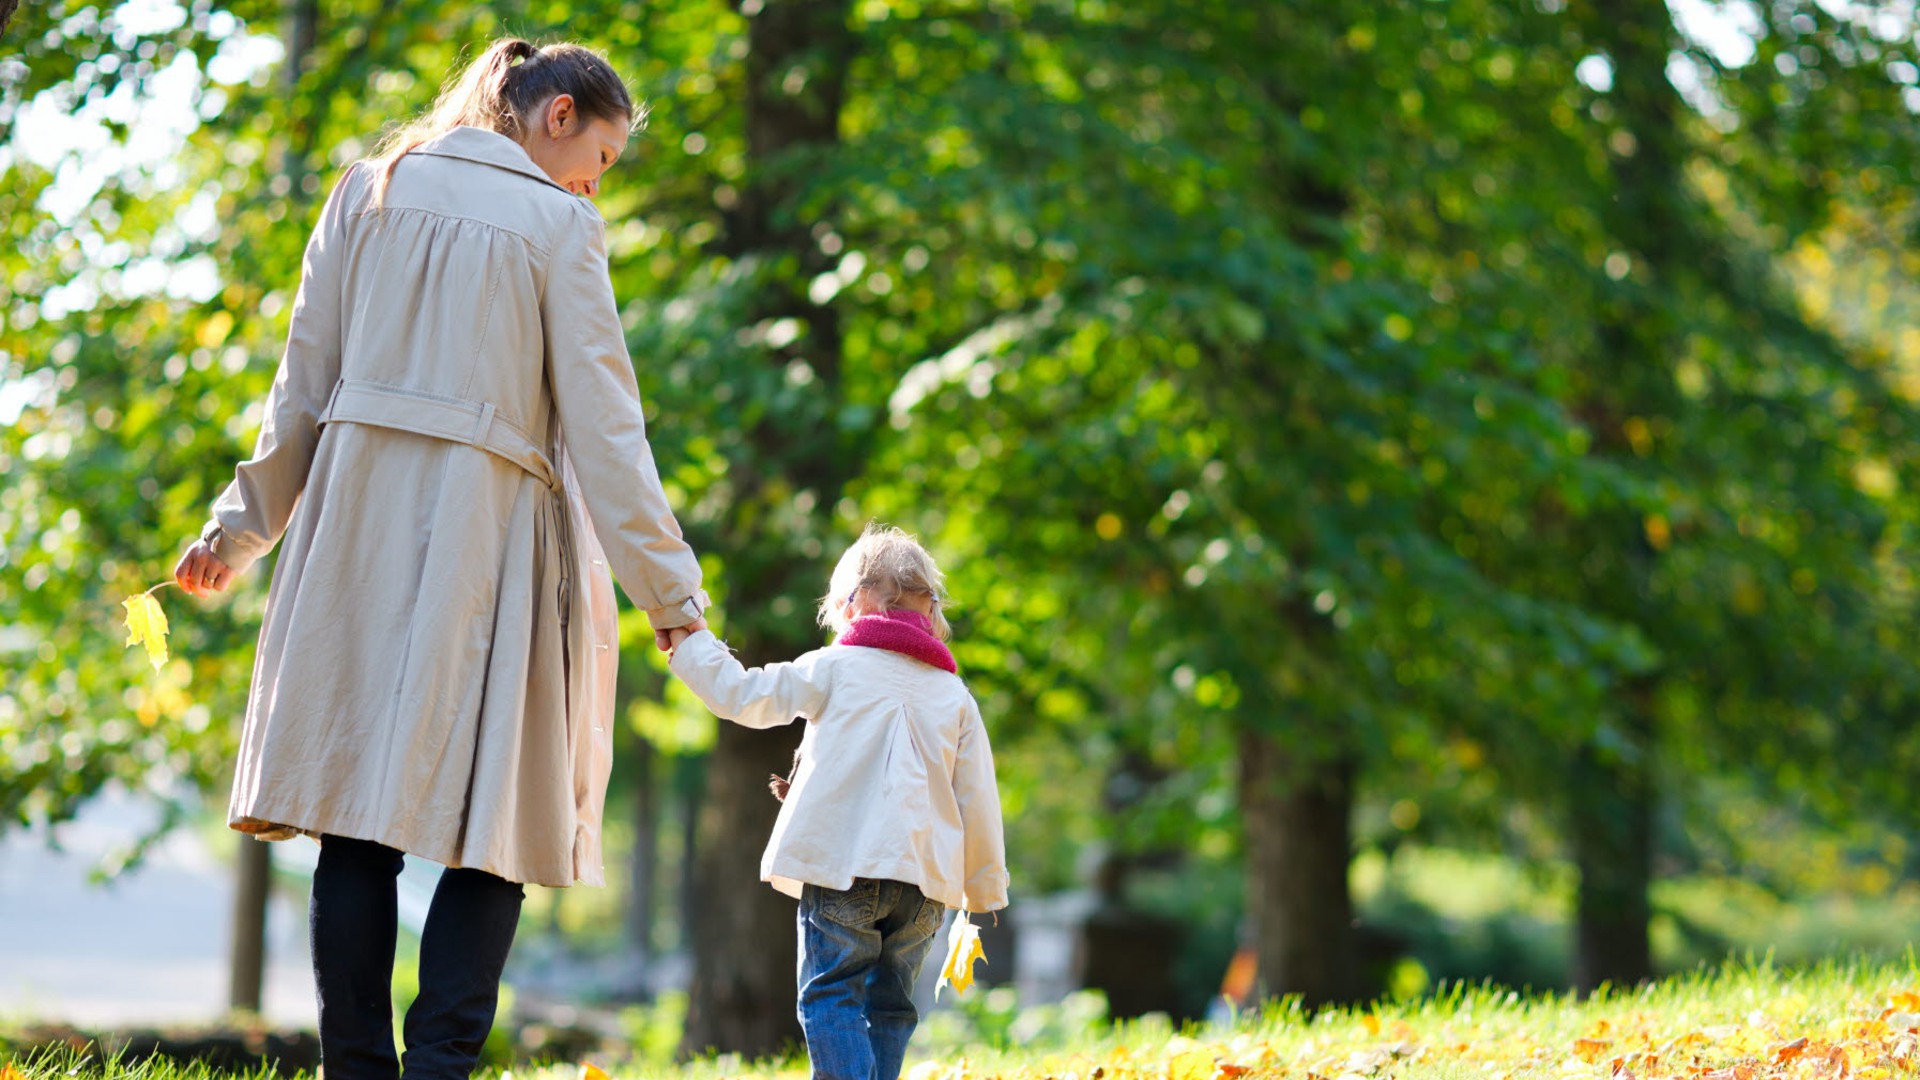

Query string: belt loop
[473,401,496,448]
[322,380,345,423]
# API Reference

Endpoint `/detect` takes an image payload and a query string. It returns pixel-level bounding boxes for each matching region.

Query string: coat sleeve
[542,202,706,629]
[202,163,363,574]
[954,698,1010,912]
[668,631,829,730]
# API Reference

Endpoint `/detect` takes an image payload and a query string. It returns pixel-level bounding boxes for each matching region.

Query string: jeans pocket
[912,894,945,937]
[818,880,881,928]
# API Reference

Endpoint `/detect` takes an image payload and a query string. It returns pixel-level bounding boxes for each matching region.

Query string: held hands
[173,539,235,598]
[656,615,709,656]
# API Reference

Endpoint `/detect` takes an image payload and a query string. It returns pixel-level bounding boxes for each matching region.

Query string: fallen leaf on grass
[580,1063,611,1080]
[1892,1034,1918,1064]
[1776,1037,1811,1063]
[1169,1050,1214,1080]
[1340,1048,1393,1075]
[1572,1039,1612,1064]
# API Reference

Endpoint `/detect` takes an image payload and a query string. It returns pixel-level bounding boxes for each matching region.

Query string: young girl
[668,524,1009,1080]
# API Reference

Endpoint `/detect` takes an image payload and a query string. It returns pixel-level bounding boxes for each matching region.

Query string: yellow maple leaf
[1168,1049,1214,1080]
[580,1063,611,1080]
[1571,1038,1611,1064]
[123,586,172,671]
[936,911,986,999]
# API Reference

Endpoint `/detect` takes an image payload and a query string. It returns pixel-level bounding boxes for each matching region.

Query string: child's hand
[664,616,707,658]
[655,615,707,653]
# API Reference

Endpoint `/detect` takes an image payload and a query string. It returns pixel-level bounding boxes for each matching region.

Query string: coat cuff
[646,589,710,631]
[201,520,260,576]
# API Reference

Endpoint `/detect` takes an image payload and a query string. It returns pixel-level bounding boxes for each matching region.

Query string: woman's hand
[174,540,235,597]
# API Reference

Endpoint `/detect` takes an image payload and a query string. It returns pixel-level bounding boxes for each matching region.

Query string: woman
[173,39,707,1080]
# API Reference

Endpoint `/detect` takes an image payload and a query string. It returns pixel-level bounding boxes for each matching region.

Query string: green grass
[13,958,1920,1080]
[1,1046,285,1080]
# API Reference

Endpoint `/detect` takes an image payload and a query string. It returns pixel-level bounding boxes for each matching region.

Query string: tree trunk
[1569,718,1654,992]
[682,711,805,1057]
[678,755,701,949]
[1237,725,1358,1008]
[1215,5,1365,1012]
[228,837,271,1012]
[627,738,658,962]
[1562,0,1688,991]
[0,0,20,37]
[224,0,318,1011]
[282,0,317,93]
[681,0,854,1059]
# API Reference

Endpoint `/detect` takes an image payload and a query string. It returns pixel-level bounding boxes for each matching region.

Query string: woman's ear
[546,93,578,138]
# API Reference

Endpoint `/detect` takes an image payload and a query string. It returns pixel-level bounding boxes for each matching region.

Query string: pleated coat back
[203,126,704,887]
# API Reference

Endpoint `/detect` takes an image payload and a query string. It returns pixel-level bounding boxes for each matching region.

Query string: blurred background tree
[6,0,1920,1054]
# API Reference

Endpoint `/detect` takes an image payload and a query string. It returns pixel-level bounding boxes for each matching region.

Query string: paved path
[0,790,436,1029]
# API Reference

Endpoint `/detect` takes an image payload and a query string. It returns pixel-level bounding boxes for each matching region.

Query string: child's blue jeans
[797,878,947,1080]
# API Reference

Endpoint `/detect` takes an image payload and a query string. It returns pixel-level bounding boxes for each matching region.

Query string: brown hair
[370,38,641,207]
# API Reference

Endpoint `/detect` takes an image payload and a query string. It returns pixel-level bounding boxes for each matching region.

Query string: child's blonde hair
[819,524,952,641]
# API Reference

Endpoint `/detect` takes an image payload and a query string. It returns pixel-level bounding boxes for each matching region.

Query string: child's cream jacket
[669,630,1010,911]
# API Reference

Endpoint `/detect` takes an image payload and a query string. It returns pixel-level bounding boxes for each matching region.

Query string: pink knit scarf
[838,609,957,673]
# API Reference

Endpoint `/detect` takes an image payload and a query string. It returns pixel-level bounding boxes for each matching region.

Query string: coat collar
[409,125,569,193]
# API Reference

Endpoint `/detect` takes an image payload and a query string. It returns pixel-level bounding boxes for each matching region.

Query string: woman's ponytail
[369,37,637,208]
[465,39,540,135]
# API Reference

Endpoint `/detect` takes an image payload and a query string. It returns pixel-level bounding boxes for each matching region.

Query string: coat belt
[319,379,559,491]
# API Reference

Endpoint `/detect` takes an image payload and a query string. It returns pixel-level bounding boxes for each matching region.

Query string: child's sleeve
[668,629,830,730]
[955,699,1011,912]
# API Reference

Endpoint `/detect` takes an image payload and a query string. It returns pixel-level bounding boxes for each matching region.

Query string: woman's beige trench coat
[201,126,706,888]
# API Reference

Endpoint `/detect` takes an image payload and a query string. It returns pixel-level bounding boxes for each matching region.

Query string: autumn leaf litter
[545,966,1920,1080]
